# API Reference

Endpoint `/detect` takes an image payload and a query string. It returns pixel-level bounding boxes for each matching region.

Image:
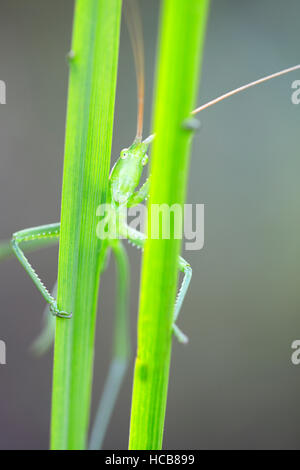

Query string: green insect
[9,0,300,450]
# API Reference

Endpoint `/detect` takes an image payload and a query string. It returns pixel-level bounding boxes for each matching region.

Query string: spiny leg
[119,222,191,343]
[11,223,71,318]
[89,240,130,450]
[31,244,113,356]
[173,257,192,344]
[119,222,145,248]
[0,234,59,262]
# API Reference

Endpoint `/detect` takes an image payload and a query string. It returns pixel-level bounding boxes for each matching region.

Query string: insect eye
[120,148,128,159]
[142,154,148,166]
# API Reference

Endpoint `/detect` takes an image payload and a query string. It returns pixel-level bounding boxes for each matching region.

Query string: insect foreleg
[127,177,150,207]
[89,240,130,450]
[11,223,71,318]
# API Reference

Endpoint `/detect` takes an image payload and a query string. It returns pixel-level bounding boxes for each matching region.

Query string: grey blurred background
[0,0,299,450]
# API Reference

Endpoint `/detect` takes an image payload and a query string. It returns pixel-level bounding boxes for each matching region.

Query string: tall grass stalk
[50,0,122,450]
[129,0,210,450]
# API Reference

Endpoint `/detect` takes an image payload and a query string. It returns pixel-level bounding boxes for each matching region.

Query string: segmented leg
[11,223,71,318]
[31,240,114,355]
[127,177,150,207]
[89,240,130,450]
[119,223,192,343]
[174,257,192,344]
[0,234,59,262]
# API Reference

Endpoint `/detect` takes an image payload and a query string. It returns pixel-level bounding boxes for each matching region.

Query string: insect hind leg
[120,222,191,343]
[173,257,192,344]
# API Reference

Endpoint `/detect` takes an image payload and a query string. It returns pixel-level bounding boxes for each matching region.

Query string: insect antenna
[124,0,145,142]
[192,64,300,114]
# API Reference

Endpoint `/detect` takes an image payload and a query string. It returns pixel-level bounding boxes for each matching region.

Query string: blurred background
[0,0,300,450]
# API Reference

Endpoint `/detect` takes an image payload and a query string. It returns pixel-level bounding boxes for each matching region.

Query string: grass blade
[50,0,123,450]
[129,0,210,450]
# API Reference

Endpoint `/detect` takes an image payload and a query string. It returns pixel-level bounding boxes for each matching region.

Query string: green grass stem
[50,0,122,450]
[129,0,210,450]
